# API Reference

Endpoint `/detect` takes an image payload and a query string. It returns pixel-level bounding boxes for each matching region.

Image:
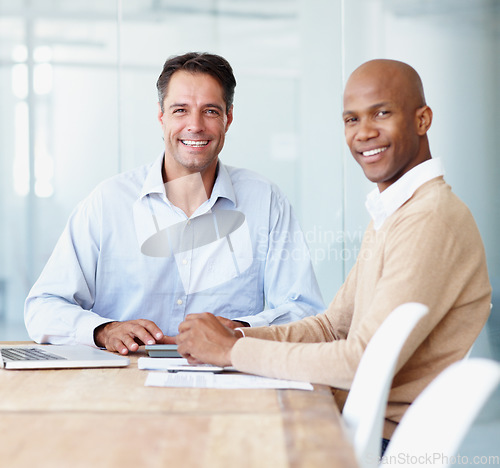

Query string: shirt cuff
[76,315,115,348]
[235,314,269,328]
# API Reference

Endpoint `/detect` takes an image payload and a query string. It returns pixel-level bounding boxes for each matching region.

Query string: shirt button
[177,299,183,305]
[182,259,188,265]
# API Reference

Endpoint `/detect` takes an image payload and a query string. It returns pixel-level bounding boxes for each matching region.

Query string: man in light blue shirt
[24,52,324,354]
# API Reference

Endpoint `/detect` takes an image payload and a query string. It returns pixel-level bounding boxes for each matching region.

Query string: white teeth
[181,140,209,147]
[362,147,388,157]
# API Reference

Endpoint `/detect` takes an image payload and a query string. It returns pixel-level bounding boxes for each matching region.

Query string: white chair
[464,303,493,359]
[342,302,429,468]
[381,358,500,468]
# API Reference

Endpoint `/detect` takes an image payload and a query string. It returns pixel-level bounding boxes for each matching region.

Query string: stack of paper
[144,371,313,391]
[138,357,226,372]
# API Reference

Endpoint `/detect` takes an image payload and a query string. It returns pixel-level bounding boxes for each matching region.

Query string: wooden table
[0,343,357,468]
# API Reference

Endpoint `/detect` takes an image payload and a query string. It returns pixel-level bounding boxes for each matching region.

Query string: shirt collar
[365,158,445,230]
[209,162,237,207]
[139,153,166,199]
[139,154,236,207]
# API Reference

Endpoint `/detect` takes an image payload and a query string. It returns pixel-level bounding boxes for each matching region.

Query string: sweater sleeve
[231,258,361,389]
[239,257,359,343]
[231,207,491,390]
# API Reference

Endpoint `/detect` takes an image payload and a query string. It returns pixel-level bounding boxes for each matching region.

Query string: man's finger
[128,326,157,346]
[157,335,177,345]
[137,319,164,341]
[121,334,140,352]
[109,338,129,355]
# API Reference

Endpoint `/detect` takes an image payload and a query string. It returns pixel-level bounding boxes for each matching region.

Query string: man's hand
[215,316,249,330]
[176,313,242,367]
[94,319,175,355]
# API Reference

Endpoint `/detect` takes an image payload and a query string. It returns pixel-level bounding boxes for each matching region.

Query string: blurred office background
[0,0,499,463]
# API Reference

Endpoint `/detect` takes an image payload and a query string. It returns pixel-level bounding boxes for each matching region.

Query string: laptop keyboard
[1,347,67,361]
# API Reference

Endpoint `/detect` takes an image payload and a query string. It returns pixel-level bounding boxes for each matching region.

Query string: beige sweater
[231,177,491,438]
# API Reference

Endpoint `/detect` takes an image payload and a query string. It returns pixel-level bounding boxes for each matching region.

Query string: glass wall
[1,0,498,354]
[0,0,499,461]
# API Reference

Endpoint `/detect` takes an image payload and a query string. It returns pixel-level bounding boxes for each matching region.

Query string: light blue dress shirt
[25,155,325,347]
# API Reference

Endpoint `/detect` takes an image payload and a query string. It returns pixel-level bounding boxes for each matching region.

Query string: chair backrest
[343,302,429,468]
[381,358,500,468]
[464,303,493,360]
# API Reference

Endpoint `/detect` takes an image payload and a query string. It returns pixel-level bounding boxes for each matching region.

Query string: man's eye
[173,109,185,114]
[377,110,389,117]
[344,117,357,125]
[205,109,220,115]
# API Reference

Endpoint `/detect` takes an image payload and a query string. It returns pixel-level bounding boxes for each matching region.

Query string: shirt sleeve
[24,188,111,347]
[235,189,325,327]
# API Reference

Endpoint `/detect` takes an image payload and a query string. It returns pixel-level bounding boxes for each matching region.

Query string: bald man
[175,60,491,452]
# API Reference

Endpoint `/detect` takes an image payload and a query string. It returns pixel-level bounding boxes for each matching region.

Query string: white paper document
[144,371,313,391]
[138,357,226,372]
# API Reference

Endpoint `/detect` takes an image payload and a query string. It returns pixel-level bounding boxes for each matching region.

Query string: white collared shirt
[365,158,445,230]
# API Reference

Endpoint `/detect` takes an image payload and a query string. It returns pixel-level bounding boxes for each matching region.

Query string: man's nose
[355,119,378,140]
[187,113,204,133]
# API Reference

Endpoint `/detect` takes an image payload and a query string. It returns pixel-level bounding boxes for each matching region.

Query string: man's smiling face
[158,70,233,181]
[343,61,430,192]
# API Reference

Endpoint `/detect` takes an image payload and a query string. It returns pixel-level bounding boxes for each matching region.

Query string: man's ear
[416,105,433,136]
[157,102,164,125]
[225,105,234,132]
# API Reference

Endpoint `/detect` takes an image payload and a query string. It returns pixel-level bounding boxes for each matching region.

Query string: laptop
[0,344,130,369]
